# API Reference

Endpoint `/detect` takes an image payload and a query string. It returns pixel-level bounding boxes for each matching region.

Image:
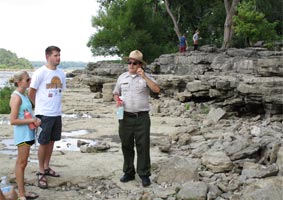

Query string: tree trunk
[222,0,240,49]
[163,0,181,40]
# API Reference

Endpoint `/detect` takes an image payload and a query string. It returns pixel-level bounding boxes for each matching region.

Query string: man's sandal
[44,167,60,177]
[36,172,48,189]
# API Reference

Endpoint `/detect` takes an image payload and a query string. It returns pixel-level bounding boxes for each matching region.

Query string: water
[0,71,35,88]
[54,138,97,151]
[62,113,92,119]
[1,139,17,154]
[62,130,89,137]
[0,68,88,88]
[0,116,10,125]
[0,129,96,155]
[0,71,15,88]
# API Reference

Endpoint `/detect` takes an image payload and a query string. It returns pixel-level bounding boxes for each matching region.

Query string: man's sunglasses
[127,61,140,65]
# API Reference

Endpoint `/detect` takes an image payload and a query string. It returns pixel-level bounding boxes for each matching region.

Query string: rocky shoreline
[0,47,282,200]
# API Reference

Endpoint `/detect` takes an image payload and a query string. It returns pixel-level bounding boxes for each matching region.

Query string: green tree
[162,0,225,47]
[254,0,282,36]
[89,0,281,61]
[233,0,278,47]
[198,1,226,47]
[88,0,176,63]
[0,48,33,69]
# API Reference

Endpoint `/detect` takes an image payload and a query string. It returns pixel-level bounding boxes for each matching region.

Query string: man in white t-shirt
[28,46,66,189]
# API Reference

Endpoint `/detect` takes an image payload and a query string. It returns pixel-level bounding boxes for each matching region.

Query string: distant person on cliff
[113,50,160,187]
[193,30,200,50]
[9,70,41,199]
[179,33,188,52]
[28,46,66,189]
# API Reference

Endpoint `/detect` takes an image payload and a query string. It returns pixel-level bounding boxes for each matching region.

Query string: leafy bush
[0,86,14,114]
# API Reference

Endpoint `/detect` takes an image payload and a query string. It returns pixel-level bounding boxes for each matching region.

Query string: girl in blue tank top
[9,71,41,200]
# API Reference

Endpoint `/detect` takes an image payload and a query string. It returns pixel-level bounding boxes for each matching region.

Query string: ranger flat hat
[123,50,146,65]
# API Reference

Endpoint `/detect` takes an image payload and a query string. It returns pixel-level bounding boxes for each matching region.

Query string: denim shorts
[36,115,62,145]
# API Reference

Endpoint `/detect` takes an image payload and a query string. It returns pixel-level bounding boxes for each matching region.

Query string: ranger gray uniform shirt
[113,72,156,112]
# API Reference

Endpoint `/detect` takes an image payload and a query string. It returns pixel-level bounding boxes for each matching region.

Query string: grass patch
[185,103,190,111]
[200,104,210,114]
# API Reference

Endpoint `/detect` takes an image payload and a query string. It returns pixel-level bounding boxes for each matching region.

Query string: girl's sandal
[25,191,39,199]
[36,172,48,189]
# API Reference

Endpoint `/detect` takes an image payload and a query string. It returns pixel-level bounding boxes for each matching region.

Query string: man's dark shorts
[36,115,62,145]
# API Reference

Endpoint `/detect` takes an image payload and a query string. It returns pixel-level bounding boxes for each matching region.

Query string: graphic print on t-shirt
[46,76,63,98]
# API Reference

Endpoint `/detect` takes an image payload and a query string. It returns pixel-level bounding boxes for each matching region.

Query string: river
[0,68,79,88]
[0,71,18,88]
[0,69,70,88]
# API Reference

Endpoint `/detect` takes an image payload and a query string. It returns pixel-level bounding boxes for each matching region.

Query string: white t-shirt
[30,65,66,116]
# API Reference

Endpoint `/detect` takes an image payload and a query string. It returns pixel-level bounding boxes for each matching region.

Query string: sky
[0,0,116,62]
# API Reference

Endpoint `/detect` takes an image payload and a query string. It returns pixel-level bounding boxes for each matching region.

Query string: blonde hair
[9,71,29,87]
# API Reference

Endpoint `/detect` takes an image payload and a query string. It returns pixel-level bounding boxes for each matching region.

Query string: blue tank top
[13,91,35,145]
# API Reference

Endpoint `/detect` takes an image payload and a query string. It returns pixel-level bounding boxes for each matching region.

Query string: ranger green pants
[118,113,151,177]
